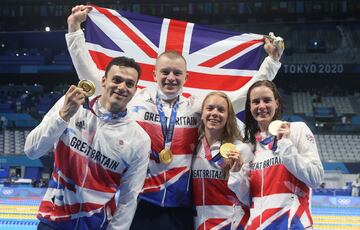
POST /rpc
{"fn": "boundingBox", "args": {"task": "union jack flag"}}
[84,5,266,98]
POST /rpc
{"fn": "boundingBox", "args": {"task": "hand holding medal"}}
[78,80,96,109]
[269,120,290,139]
[78,80,96,97]
[59,83,94,122]
[268,120,283,136]
[219,143,236,159]
[220,143,245,172]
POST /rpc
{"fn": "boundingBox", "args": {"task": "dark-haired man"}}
[25,56,151,230]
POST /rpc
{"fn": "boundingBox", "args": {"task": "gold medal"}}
[219,143,236,158]
[78,80,96,97]
[268,120,284,136]
[159,149,173,165]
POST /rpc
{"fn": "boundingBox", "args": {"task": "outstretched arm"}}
[66,5,103,96]
[227,34,284,113]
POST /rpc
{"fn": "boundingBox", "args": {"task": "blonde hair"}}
[199,91,244,178]
[156,50,187,66]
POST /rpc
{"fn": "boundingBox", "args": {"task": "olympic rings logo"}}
[337,198,351,205]
[1,188,14,195]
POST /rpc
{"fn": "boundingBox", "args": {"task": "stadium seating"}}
[0,130,30,155]
[313,97,355,115]
[316,134,360,162]
[292,91,313,115]
[291,92,356,116]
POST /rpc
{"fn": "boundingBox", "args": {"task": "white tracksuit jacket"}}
[192,139,254,230]
[228,122,324,230]
[24,96,151,230]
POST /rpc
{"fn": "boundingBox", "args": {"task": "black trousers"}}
[130,200,194,230]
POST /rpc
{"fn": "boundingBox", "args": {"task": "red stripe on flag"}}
[94,6,158,59]
[199,39,263,67]
[187,71,251,90]
[89,50,112,72]
[89,50,252,91]
[165,19,187,53]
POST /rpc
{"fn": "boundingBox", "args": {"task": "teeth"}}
[257,111,268,115]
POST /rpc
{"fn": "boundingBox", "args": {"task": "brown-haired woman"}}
[228,80,324,229]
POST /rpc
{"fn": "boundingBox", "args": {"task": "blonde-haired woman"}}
[192,91,253,230]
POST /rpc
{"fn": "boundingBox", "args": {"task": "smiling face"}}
[249,85,279,130]
[100,65,139,113]
[153,53,188,96]
[201,95,229,135]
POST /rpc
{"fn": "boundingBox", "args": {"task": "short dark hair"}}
[104,56,141,82]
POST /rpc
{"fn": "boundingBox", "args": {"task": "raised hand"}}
[67,5,93,32]
[264,32,285,61]
[59,85,87,122]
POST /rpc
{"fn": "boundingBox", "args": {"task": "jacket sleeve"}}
[228,163,251,206]
[227,56,281,113]
[24,97,68,159]
[107,135,151,230]
[277,122,324,188]
[65,29,103,96]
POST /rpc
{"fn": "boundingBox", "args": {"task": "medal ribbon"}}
[201,137,227,169]
[85,96,127,122]
[258,135,278,151]
[202,137,213,161]
[156,94,179,150]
